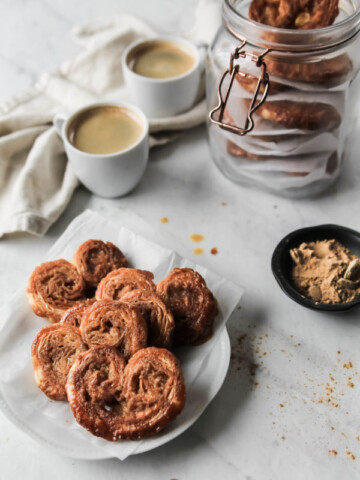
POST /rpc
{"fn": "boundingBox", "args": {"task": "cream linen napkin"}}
[0,0,221,238]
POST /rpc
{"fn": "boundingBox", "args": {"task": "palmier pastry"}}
[31,323,87,401]
[121,290,174,348]
[80,300,147,358]
[245,99,341,131]
[73,239,128,289]
[249,0,339,29]
[66,346,186,440]
[157,268,218,345]
[60,299,95,328]
[27,259,86,323]
[95,268,156,301]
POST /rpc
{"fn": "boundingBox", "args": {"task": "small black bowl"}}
[271,224,360,312]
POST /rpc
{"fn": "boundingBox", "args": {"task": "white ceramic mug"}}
[53,102,149,198]
[122,36,205,118]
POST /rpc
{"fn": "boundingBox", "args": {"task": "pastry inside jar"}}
[227,141,338,176]
[221,108,310,143]
[248,1,351,87]
[235,71,287,95]
[66,346,186,440]
[227,141,263,160]
[156,268,217,346]
[266,54,353,87]
[249,0,340,29]
[249,0,298,28]
[243,99,341,132]
[226,141,312,176]
[31,323,87,401]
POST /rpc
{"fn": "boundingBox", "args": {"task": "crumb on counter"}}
[346,448,355,461]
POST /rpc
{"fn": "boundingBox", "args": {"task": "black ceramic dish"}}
[271,224,360,312]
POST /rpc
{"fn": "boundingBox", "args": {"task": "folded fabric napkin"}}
[0,0,221,238]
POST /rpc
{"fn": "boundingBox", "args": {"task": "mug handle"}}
[53,113,69,138]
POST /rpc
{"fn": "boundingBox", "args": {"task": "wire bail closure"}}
[209,39,271,135]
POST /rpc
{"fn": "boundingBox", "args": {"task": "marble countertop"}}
[2,1,360,479]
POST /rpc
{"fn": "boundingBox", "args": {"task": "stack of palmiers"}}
[27,239,217,441]
[217,0,351,186]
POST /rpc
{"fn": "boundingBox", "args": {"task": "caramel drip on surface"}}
[190,234,204,243]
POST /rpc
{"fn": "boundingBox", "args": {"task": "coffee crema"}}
[127,40,195,79]
[67,106,143,155]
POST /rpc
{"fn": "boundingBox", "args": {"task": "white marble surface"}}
[2,1,360,479]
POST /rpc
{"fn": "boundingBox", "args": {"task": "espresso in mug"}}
[67,106,144,155]
[127,40,195,79]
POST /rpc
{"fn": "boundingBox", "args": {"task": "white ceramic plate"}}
[0,211,241,460]
[0,328,230,459]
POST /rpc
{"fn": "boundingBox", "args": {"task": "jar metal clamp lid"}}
[209,28,271,136]
[209,0,360,137]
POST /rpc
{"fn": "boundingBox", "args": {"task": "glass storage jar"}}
[206,0,360,197]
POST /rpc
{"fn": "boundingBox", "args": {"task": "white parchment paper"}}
[0,210,243,460]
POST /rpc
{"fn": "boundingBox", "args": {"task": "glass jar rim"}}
[223,0,360,52]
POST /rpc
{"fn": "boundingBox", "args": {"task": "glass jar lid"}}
[223,0,360,52]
